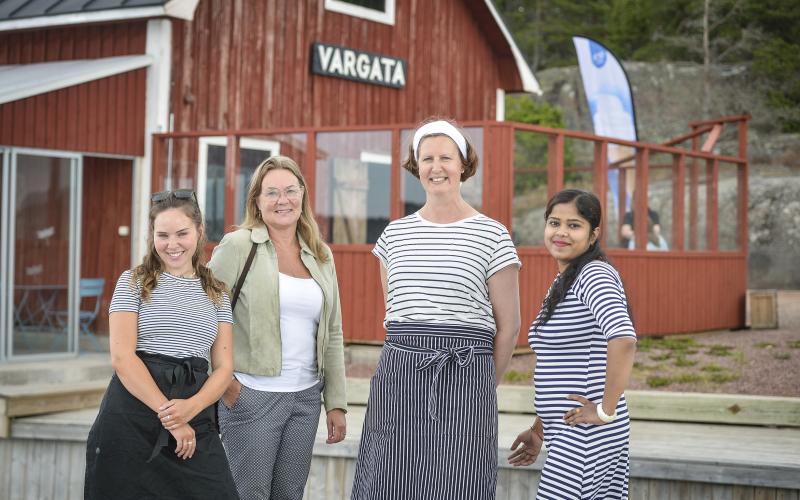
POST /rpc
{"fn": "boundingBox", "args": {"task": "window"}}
[197,137,279,241]
[315,131,392,244]
[324,0,395,25]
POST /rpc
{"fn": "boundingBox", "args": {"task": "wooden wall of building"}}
[170,0,517,132]
[0,22,147,156]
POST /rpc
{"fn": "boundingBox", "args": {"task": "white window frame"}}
[196,137,280,214]
[324,0,395,26]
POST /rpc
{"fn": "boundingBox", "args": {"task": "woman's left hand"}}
[326,409,347,444]
[158,398,201,429]
[563,395,606,426]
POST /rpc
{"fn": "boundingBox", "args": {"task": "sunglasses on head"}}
[151,189,197,205]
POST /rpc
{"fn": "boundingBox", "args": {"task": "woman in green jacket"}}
[208,155,347,500]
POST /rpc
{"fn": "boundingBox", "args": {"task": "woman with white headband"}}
[351,118,521,499]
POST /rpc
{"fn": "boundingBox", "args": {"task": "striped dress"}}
[528,261,636,500]
[351,212,520,500]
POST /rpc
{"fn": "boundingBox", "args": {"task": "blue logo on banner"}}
[590,41,607,68]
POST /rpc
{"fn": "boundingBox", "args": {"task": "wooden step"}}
[0,380,109,438]
[346,378,800,428]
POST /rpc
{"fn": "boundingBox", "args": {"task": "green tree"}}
[505,95,574,194]
[493,0,800,131]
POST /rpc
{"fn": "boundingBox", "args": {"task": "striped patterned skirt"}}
[351,322,498,500]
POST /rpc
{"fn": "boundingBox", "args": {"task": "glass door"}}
[4,149,81,359]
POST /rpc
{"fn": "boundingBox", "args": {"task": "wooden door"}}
[81,156,133,337]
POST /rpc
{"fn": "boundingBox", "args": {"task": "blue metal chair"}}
[51,278,105,351]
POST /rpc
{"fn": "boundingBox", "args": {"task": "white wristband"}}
[596,404,617,423]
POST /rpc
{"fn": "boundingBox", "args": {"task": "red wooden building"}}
[0,0,747,362]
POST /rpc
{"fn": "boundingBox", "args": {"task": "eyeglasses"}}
[151,189,198,205]
[261,185,304,202]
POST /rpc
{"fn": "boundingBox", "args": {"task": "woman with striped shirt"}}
[351,119,522,499]
[84,190,238,499]
[508,189,637,499]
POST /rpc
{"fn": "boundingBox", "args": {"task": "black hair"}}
[533,189,632,331]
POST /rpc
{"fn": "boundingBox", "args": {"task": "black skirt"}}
[84,352,239,500]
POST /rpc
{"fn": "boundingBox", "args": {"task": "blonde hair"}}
[131,195,228,304]
[240,155,330,263]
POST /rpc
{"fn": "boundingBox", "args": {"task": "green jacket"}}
[208,226,347,413]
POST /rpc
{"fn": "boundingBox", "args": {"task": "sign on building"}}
[311,42,407,89]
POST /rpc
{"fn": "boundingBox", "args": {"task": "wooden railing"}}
[150,116,750,338]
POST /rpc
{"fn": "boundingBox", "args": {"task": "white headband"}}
[412,120,468,160]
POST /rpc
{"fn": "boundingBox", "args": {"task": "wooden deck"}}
[1,380,798,500]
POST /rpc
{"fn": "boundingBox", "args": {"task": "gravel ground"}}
[346,328,800,397]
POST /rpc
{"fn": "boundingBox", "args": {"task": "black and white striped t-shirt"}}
[373,212,521,332]
[109,270,233,359]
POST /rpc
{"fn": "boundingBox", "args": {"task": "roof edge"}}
[0,0,199,33]
[0,55,153,105]
[482,0,542,95]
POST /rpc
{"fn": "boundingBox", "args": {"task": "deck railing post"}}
[547,133,564,200]
[151,134,164,193]
[486,123,514,228]
[634,148,649,251]
[673,154,686,251]
[689,135,699,250]
[390,128,402,220]
[707,158,719,250]
[224,135,239,232]
[593,141,609,248]
[737,118,749,255]
[304,130,317,210]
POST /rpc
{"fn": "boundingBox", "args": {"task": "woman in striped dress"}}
[351,119,522,499]
[508,189,637,499]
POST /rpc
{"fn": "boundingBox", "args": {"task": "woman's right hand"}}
[221,378,242,409]
[169,423,196,460]
[508,427,543,467]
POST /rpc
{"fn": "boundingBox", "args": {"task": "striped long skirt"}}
[351,322,498,500]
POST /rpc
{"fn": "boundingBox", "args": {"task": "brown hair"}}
[401,117,479,182]
[131,194,228,305]
[239,155,330,263]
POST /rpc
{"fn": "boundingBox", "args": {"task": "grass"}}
[674,356,698,367]
[707,344,734,356]
[646,375,672,388]
[788,340,800,349]
[649,353,672,361]
[773,352,791,361]
[755,341,776,349]
[708,371,739,383]
[701,363,725,372]
[674,373,703,384]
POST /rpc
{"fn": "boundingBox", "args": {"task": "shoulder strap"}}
[231,242,258,311]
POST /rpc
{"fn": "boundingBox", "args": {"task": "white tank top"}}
[235,273,323,392]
